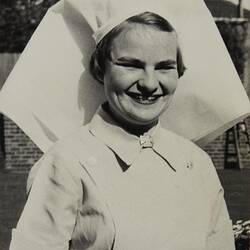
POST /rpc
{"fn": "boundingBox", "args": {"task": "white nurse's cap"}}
[0,0,250,152]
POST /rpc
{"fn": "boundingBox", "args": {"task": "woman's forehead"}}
[111,24,178,60]
[115,23,176,42]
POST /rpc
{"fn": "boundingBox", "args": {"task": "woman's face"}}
[103,24,178,128]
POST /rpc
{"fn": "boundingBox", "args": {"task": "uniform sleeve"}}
[199,152,235,250]
[9,150,82,250]
[205,188,235,250]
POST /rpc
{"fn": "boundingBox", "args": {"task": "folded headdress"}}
[0,0,250,152]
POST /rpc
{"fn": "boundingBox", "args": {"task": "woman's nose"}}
[137,70,158,94]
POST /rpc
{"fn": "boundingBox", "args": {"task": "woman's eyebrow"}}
[112,57,177,68]
[155,60,177,68]
[114,57,145,67]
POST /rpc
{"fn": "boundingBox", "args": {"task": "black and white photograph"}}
[1,0,250,249]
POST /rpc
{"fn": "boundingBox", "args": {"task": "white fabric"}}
[0,0,250,152]
[10,107,235,250]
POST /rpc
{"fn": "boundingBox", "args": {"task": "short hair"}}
[89,12,186,84]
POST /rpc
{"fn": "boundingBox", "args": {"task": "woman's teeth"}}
[127,92,161,103]
[134,95,157,101]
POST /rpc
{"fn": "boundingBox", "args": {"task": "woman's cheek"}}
[158,72,178,93]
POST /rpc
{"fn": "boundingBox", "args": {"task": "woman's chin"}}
[122,112,160,129]
[121,98,169,124]
[123,107,163,125]
[107,102,162,132]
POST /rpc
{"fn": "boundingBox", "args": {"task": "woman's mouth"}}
[126,92,162,104]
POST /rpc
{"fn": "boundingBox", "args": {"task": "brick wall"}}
[3,117,42,172]
[203,18,250,169]
[0,0,57,170]
[1,2,250,250]
[1,0,250,171]
[204,118,250,169]
[0,53,42,171]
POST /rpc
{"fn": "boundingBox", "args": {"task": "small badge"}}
[187,161,194,169]
[140,133,154,148]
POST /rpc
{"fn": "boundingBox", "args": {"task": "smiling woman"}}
[104,24,178,132]
[90,12,183,134]
[1,0,250,250]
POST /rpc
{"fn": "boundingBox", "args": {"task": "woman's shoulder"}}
[27,125,96,192]
[49,125,91,153]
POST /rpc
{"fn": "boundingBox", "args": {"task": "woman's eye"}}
[116,63,142,69]
[155,65,176,71]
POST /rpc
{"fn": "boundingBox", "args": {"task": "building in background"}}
[0,0,58,171]
[204,0,250,169]
[1,1,250,250]
[0,0,250,171]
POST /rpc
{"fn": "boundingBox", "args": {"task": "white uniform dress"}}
[9,106,235,250]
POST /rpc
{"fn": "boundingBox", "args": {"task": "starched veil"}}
[0,0,249,151]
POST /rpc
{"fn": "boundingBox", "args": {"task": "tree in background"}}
[0,0,59,52]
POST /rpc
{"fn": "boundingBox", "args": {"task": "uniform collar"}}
[88,104,177,171]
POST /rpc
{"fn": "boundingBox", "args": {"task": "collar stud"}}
[140,133,154,148]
